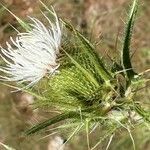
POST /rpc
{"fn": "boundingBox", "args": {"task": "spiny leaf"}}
[25,112,81,135]
[121,0,138,80]
[25,105,107,135]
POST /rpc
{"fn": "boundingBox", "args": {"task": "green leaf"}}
[25,112,80,135]
[121,0,138,80]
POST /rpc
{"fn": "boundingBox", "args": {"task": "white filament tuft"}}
[0,10,62,88]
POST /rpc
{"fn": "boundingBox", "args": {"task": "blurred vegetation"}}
[0,0,149,150]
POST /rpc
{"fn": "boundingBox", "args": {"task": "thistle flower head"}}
[0,11,62,88]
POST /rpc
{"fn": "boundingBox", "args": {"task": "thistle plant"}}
[0,0,149,149]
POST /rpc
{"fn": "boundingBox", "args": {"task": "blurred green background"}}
[0,0,149,149]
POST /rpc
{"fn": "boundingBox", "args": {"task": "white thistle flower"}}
[0,11,62,88]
